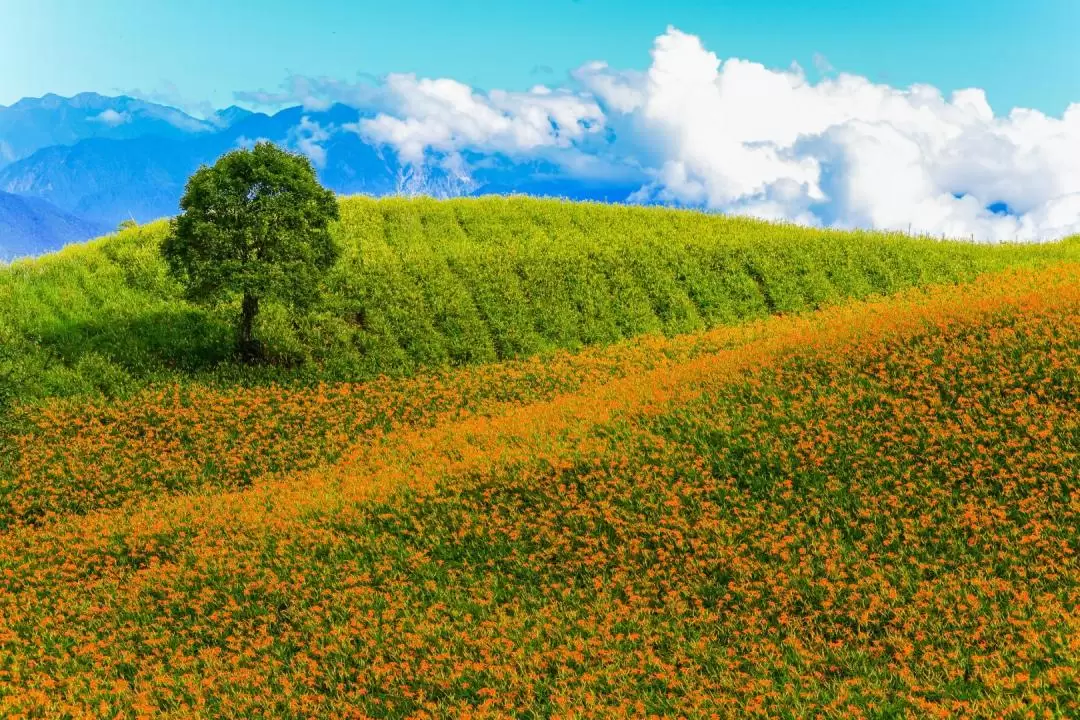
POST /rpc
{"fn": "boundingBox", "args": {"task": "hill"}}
[2,195,1079,407]
[0,190,107,261]
[1,262,1076,716]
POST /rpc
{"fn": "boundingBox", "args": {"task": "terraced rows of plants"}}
[3,195,1078,403]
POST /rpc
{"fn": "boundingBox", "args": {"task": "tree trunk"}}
[238,292,261,362]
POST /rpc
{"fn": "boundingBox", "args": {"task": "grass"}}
[1,196,1078,716]
[2,194,1079,406]
[0,263,1076,717]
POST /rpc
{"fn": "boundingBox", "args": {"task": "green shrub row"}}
[2,194,1078,404]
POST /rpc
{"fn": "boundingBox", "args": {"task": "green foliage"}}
[162,141,340,358]
[1,194,1078,407]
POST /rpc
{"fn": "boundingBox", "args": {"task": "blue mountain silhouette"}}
[0,94,645,255]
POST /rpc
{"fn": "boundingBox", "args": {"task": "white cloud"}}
[288,116,331,168]
[573,62,646,114]
[91,109,130,127]
[345,73,606,164]
[234,135,271,149]
[253,26,1080,242]
[579,26,1080,241]
[236,126,330,169]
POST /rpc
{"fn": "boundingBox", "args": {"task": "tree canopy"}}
[162,141,340,360]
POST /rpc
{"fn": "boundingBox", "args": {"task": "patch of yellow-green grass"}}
[1,195,1077,405]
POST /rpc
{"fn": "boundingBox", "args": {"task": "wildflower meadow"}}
[0,258,1076,718]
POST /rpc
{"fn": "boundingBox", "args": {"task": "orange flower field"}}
[0,263,1078,718]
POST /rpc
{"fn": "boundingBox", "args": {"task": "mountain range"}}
[0,93,641,260]
[0,190,109,261]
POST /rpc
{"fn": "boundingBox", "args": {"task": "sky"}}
[1,0,1079,116]
[2,0,1080,242]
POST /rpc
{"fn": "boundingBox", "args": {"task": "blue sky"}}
[1,0,1078,115]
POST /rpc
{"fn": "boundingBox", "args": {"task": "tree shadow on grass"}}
[35,306,235,377]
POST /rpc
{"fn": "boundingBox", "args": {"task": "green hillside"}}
[2,194,1078,404]
[1,192,1079,716]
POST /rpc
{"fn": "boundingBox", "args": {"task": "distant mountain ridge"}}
[0,104,405,226]
[0,190,109,261]
[0,92,232,169]
[0,93,644,256]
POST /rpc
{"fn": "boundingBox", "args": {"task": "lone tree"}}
[163,141,340,361]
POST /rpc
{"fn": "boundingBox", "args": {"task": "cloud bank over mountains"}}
[2,25,1078,255]
[243,27,1080,242]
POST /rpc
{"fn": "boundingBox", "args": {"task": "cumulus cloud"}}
[578,27,1080,241]
[343,73,606,165]
[238,27,1080,241]
[91,109,130,127]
